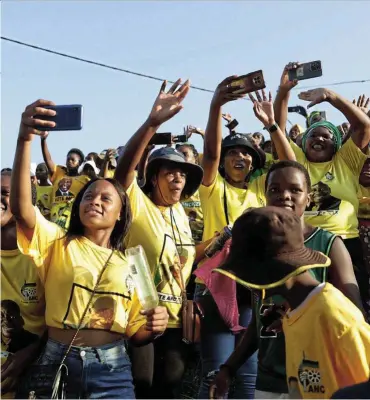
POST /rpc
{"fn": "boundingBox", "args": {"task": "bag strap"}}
[58,249,115,365]
[223,180,230,226]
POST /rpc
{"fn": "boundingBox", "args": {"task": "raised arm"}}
[115,79,190,190]
[273,62,299,134]
[40,137,56,176]
[249,90,296,161]
[137,144,154,187]
[299,89,370,150]
[11,100,56,239]
[202,76,246,186]
[99,149,116,178]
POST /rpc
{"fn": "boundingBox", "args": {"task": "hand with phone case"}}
[279,62,300,93]
[18,99,57,141]
[211,75,248,108]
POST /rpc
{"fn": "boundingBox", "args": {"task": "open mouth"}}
[233,162,246,170]
[312,143,325,151]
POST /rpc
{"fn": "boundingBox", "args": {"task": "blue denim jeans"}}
[194,284,257,399]
[18,338,135,399]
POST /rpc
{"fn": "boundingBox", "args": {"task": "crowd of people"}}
[1,62,370,399]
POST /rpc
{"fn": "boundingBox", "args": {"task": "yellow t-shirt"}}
[124,180,196,328]
[358,185,370,220]
[291,138,367,238]
[17,207,145,337]
[36,185,53,219]
[50,165,90,228]
[105,169,115,179]
[1,248,46,337]
[283,283,370,399]
[181,190,204,244]
[199,172,266,241]
[1,248,46,398]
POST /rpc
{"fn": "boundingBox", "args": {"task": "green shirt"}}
[254,227,336,393]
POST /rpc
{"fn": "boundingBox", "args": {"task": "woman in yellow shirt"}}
[1,170,46,397]
[274,62,370,315]
[115,79,205,399]
[10,99,169,399]
[196,78,296,399]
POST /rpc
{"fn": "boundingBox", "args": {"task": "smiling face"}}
[151,163,187,206]
[266,167,310,217]
[223,146,253,183]
[59,177,72,193]
[79,180,122,231]
[304,127,335,162]
[289,126,301,142]
[1,174,14,228]
[1,300,24,338]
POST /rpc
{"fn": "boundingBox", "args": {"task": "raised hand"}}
[211,75,247,108]
[249,89,274,127]
[222,113,233,123]
[19,99,56,141]
[279,62,300,92]
[353,94,370,115]
[148,79,190,127]
[298,88,332,108]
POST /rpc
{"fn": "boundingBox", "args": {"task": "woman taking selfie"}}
[274,62,370,314]
[210,160,364,399]
[11,99,169,399]
[115,80,206,399]
[195,77,296,399]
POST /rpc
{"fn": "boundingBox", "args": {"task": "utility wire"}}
[2,36,369,94]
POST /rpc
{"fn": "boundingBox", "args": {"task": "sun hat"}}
[302,120,342,154]
[78,160,100,175]
[220,133,264,169]
[214,206,330,290]
[142,147,203,200]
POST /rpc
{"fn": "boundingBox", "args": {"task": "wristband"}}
[267,123,279,133]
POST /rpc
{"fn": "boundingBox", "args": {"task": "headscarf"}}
[306,111,324,127]
[302,121,342,154]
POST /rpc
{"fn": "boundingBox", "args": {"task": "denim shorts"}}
[17,338,135,399]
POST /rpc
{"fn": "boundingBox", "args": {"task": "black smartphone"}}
[172,134,188,143]
[260,304,284,327]
[229,70,266,94]
[149,132,172,145]
[288,105,308,118]
[34,105,83,131]
[288,61,322,81]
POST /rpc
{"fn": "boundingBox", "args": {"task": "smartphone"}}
[149,132,172,145]
[34,105,83,131]
[226,119,239,131]
[288,105,308,118]
[172,134,188,143]
[230,70,266,94]
[288,61,322,81]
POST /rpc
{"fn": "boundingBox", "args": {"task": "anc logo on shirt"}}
[20,281,38,303]
[289,355,325,395]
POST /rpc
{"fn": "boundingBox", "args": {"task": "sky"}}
[2,1,370,168]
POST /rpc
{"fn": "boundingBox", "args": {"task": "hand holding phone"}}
[34,105,83,131]
[229,70,266,95]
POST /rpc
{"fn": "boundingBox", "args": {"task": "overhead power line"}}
[1,36,369,93]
